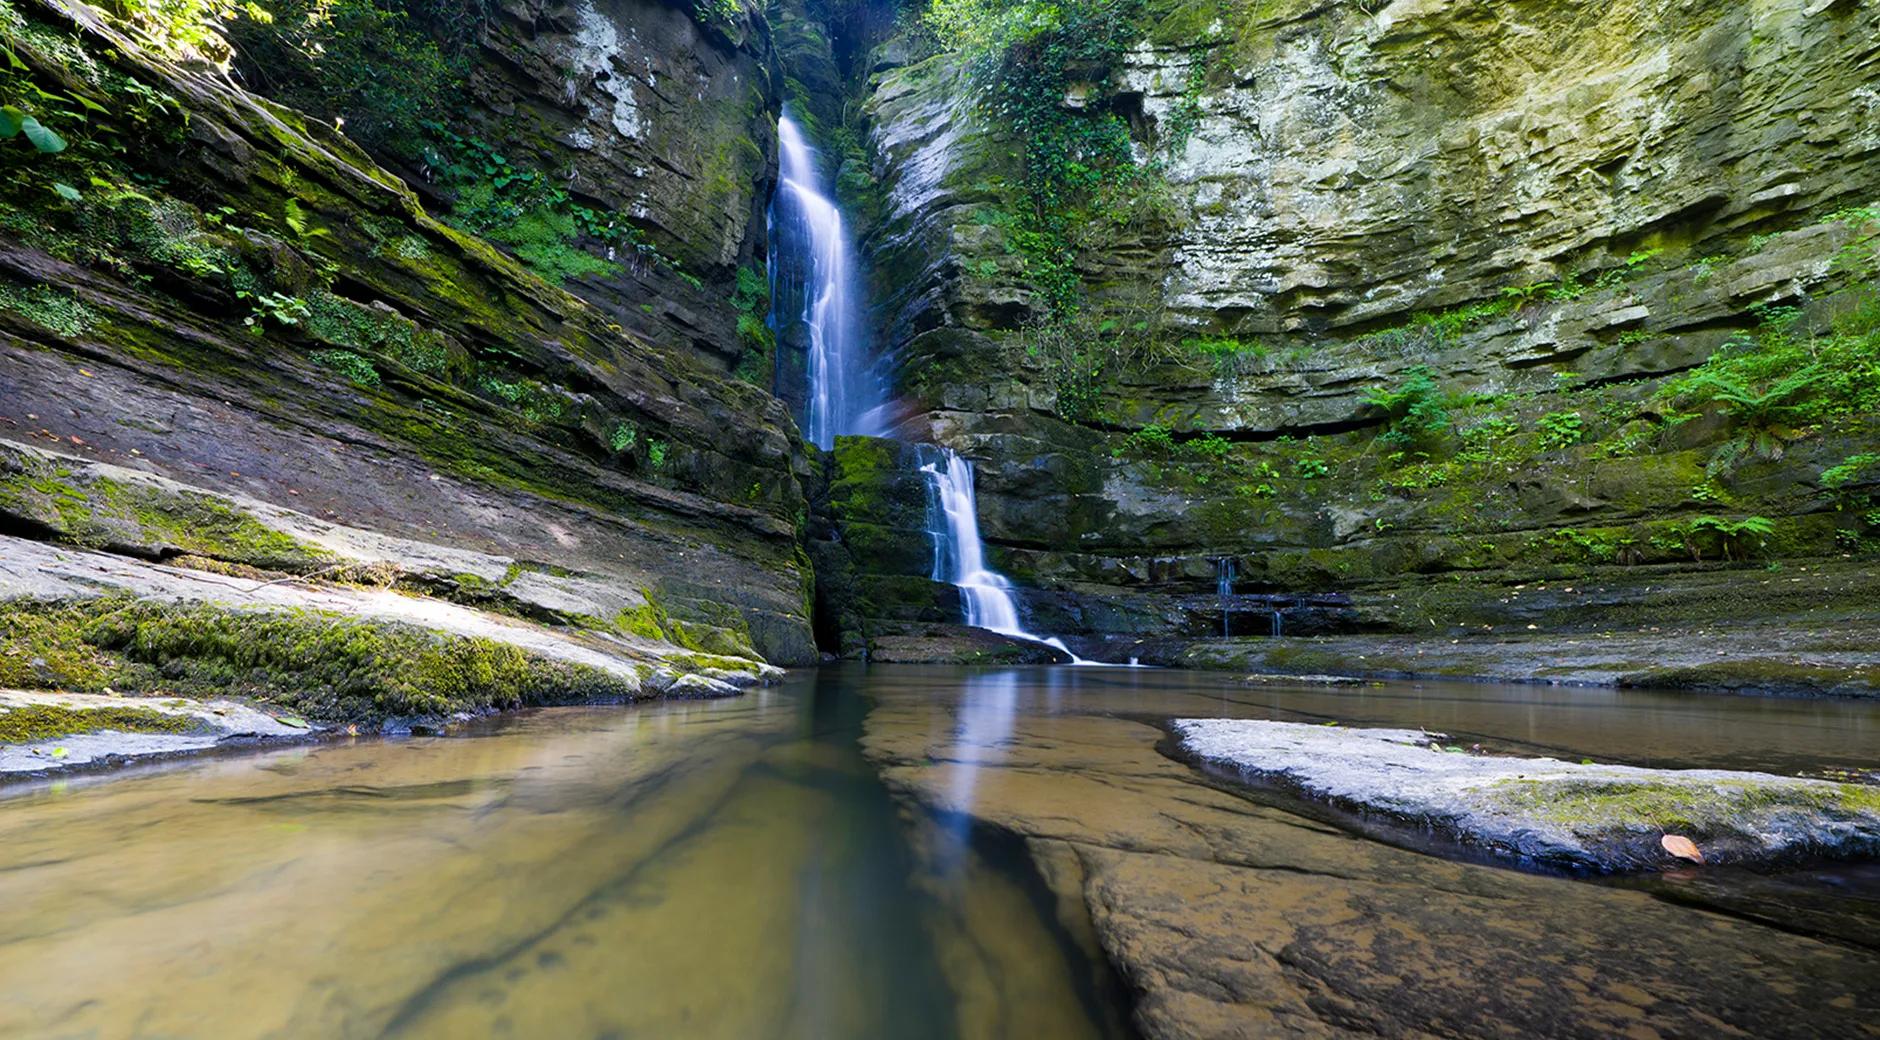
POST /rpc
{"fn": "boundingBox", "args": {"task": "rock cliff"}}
[0,0,814,729]
[817,0,1880,654]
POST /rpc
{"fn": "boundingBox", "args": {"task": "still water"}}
[1,667,1875,1038]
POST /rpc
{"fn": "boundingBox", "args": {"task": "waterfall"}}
[770,110,884,449]
[1215,557,1236,638]
[919,447,1087,662]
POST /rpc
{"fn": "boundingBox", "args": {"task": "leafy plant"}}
[1682,515,1775,562]
[1537,410,1585,449]
[1295,458,1329,480]
[242,291,312,330]
[1363,365,1450,455]
[0,104,65,154]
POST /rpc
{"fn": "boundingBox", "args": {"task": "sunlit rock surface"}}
[1177,718,1880,870]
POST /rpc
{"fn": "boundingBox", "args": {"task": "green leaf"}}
[70,94,109,115]
[51,747,68,760]
[52,182,80,201]
[21,116,66,154]
[0,106,23,138]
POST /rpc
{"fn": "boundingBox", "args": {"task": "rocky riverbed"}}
[859,668,1880,1039]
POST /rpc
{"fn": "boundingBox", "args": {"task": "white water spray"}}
[772,111,884,449]
[920,447,1092,663]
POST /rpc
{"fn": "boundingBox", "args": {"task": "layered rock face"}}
[458,0,776,365]
[825,0,1880,649]
[0,0,816,720]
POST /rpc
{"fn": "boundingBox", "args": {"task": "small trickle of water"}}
[1215,557,1237,638]
[771,110,886,449]
[919,446,1088,662]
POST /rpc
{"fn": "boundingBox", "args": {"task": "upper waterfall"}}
[769,110,885,449]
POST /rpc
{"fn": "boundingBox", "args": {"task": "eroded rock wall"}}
[0,0,817,681]
[830,0,1880,647]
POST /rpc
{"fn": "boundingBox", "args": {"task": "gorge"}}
[2,0,1878,1035]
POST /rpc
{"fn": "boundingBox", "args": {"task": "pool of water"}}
[1,666,1874,1038]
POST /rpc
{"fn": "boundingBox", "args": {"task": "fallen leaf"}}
[51,747,68,760]
[1661,834,1704,864]
[77,368,93,377]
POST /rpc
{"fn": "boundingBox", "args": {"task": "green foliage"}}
[1659,294,1880,447]
[420,124,684,286]
[608,421,638,455]
[475,372,567,425]
[0,282,97,336]
[1537,410,1585,449]
[1682,515,1776,562]
[115,0,271,54]
[1184,335,1269,376]
[1823,453,1880,489]
[731,263,773,385]
[228,0,475,160]
[242,291,312,330]
[304,290,451,376]
[0,103,65,153]
[1363,365,1451,454]
[309,348,381,387]
[1295,457,1329,480]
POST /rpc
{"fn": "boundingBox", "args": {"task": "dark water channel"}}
[1,666,1875,1038]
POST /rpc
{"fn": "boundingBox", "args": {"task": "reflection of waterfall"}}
[919,446,1086,662]
[943,669,1018,821]
[1215,557,1236,638]
[770,109,884,449]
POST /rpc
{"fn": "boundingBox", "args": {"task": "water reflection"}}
[940,670,1021,861]
[0,682,1108,1040]
[1,666,1873,1040]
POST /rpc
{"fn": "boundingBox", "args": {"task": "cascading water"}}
[771,112,1100,663]
[1216,557,1237,638]
[770,110,884,449]
[919,446,1089,662]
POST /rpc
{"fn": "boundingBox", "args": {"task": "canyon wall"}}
[0,0,816,717]
[821,0,1880,651]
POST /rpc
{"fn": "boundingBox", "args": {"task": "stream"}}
[1,667,1876,1038]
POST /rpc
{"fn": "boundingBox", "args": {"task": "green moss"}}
[0,282,98,337]
[0,604,115,691]
[304,290,452,377]
[1487,777,1880,832]
[607,591,759,662]
[0,448,333,570]
[0,703,203,744]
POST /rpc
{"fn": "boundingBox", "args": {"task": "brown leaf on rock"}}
[1661,834,1704,863]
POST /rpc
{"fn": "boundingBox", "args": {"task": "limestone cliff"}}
[0,0,815,728]
[819,0,1880,650]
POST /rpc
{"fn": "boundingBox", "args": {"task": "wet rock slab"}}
[0,689,310,777]
[1177,719,1880,871]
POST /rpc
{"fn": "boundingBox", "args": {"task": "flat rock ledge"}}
[0,689,311,777]
[1175,719,1880,872]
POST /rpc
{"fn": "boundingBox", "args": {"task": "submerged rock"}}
[1175,719,1880,872]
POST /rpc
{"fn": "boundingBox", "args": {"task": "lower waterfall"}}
[918,446,1090,663]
